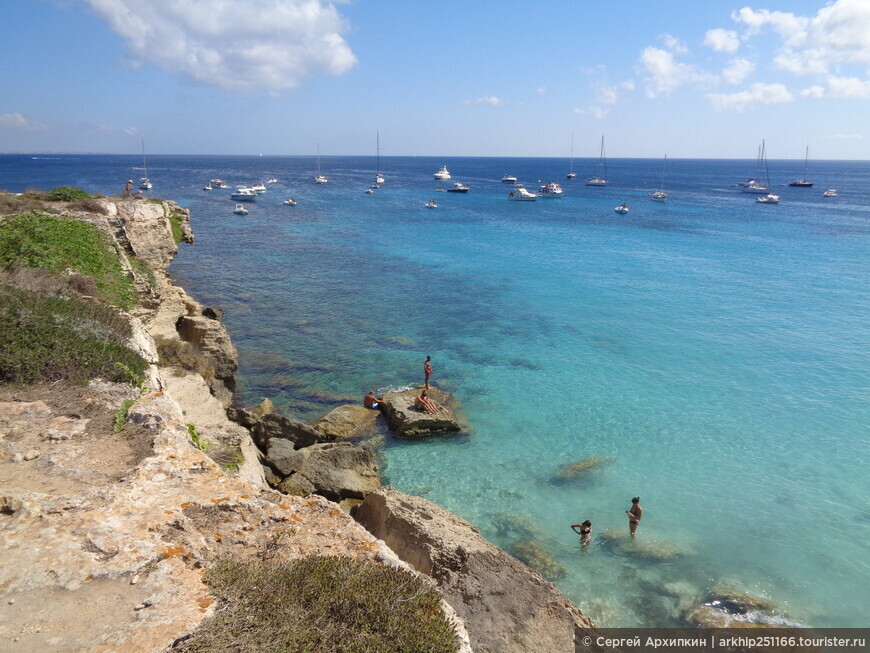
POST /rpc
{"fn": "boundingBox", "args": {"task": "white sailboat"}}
[138,136,152,190]
[650,154,667,201]
[788,146,813,187]
[314,145,328,184]
[586,135,608,186]
[374,132,385,185]
[741,141,770,194]
[566,132,576,180]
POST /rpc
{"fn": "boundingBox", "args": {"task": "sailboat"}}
[788,147,813,187]
[566,132,576,180]
[650,154,667,201]
[742,141,770,194]
[754,140,779,203]
[374,132,385,185]
[585,135,608,186]
[138,137,152,190]
[314,145,328,184]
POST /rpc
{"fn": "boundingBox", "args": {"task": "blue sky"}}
[2,0,869,158]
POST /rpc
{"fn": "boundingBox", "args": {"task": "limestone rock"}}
[114,200,183,271]
[267,438,307,477]
[311,404,379,440]
[355,488,598,653]
[508,540,566,581]
[276,442,380,502]
[552,456,615,481]
[381,387,461,437]
[252,413,320,451]
[175,314,238,402]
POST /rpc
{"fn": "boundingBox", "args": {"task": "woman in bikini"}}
[570,520,592,546]
[627,497,642,535]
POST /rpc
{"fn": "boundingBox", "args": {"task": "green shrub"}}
[155,336,214,379]
[114,399,135,432]
[45,186,90,201]
[0,211,136,308]
[0,285,147,385]
[187,423,211,451]
[176,557,459,653]
[167,211,185,244]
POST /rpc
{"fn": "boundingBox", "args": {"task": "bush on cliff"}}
[45,185,91,201]
[175,556,459,653]
[0,211,136,308]
[0,285,147,385]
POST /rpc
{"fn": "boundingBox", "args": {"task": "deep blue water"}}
[2,153,868,628]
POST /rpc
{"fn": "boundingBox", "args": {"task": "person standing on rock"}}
[123,179,133,197]
[424,356,432,389]
[626,497,642,535]
[571,520,592,546]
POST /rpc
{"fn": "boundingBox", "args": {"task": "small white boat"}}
[823,189,838,197]
[567,133,576,180]
[426,199,438,208]
[538,182,563,198]
[202,183,212,191]
[649,191,667,202]
[211,179,228,188]
[507,185,537,201]
[315,175,328,184]
[434,165,451,180]
[447,182,470,193]
[501,174,518,183]
[365,188,374,194]
[233,203,249,215]
[756,193,780,204]
[370,183,380,189]
[251,183,267,194]
[266,178,278,184]
[614,203,629,214]
[230,188,257,201]
[283,198,297,206]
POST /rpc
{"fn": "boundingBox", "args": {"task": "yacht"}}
[566,133,576,179]
[507,185,537,201]
[741,141,771,194]
[501,174,518,183]
[251,183,267,194]
[138,136,152,190]
[650,154,667,202]
[447,182,470,193]
[230,188,257,201]
[210,179,228,188]
[434,166,451,180]
[538,182,564,198]
[788,147,813,187]
[823,189,838,197]
[315,145,328,184]
[586,135,608,186]
[756,193,780,204]
[233,204,249,215]
[614,203,629,214]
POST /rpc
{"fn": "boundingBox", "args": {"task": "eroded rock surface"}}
[381,387,462,437]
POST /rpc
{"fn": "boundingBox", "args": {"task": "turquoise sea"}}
[2,154,868,628]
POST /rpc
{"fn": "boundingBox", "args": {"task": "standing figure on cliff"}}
[123,179,133,197]
[570,520,592,546]
[626,497,642,535]
[424,355,432,389]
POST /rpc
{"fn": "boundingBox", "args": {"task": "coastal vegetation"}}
[44,185,91,202]
[176,556,459,653]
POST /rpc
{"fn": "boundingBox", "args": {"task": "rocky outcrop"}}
[112,199,192,270]
[355,487,599,653]
[381,387,462,437]
[311,404,380,440]
[270,441,381,502]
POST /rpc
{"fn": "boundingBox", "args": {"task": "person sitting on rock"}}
[364,391,385,411]
[414,391,439,414]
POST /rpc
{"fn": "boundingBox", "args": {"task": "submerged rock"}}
[552,456,615,482]
[598,530,694,561]
[508,540,566,581]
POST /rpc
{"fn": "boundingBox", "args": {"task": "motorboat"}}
[614,203,629,214]
[447,182,470,193]
[233,203,249,215]
[434,165,451,180]
[251,183,267,194]
[426,199,438,208]
[202,183,212,191]
[370,183,380,189]
[788,147,813,187]
[266,178,277,183]
[211,179,228,188]
[501,174,518,183]
[507,185,537,201]
[756,193,780,203]
[538,182,563,198]
[586,135,608,186]
[823,189,838,197]
[365,188,374,194]
[230,188,257,201]
[283,198,297,205]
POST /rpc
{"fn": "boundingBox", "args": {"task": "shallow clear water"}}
[3,154,868,627]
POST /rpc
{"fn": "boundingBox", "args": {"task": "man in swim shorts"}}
[364,391,385,412]
[424,356,432,389]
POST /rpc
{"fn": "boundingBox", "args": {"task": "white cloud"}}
[123,126,138,136]
[84,0,356,92]
[574,81,634,120]
[0,113,48,131]
[465,96,504,106]
[706,82,794,111]
[825,75,870,98]
[800,85,825,98]
[704,28,740,54]
[573,106,609,120]
[722,58,754,85]
[827,132,863,140]
[638,46,715,98]
[537,87,547,94]
[661,34,688,54]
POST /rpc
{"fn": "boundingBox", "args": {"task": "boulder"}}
[253,413,321,451]
[273,442,380,502]
[508,540,566,581]
[311,404,379,441]
[381,387,461,437]
[175,314,238,404]
[266,438,308,477]
[355,488,598,653]
[552,456,615,481]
